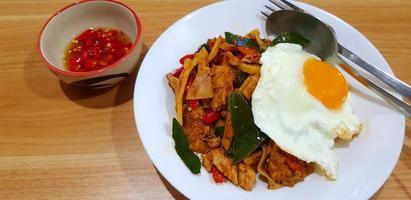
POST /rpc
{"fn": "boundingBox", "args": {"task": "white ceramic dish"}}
[38,0,143,89]
[133,0,405,199]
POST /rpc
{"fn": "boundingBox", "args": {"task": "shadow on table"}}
[157,168,189,200]
[23,44,148,108]
[107,44,188,198]
[105,43,186,199]
[23,50,64,99]
[369,185,383,200]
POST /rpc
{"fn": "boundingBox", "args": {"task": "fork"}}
[263,0,411,101]
[262,0,411,118]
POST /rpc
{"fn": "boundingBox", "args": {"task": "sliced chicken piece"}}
[211,148,238,185]
[189,140,209,154]
[183,107,210,143]
[222,114,234,151]
[258,142,315,188]
[202,151,213,172]
[243,150,263,170]
[266,144,294,185]
[211,65,234,111]
[207,136,221,149]
[257,143,282,190]
[238,163,257,191]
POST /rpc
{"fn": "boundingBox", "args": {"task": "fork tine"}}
[261,11,269,17]
[268,0,287,10]
[277,0,305,12]
[264,5,275,12]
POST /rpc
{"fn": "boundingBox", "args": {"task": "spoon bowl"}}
[266,10,337,62]
[265,9,411,118]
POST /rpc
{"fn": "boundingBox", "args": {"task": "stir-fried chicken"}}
[167,30,315,191]
[222,114,234,151]
[211,65,235,111]
[211,148,238,185]
[238,163,257,191]
[183,107,210,145]
[258,142,314,188]
[243,150,263,170]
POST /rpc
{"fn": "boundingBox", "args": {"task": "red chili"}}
[179,53,196,64]
[208,40,216,49]
[172,66,184,77]
[188,100,200,109]
[64,28,132,72]
[203,110,220,124]
[211,166,225,184]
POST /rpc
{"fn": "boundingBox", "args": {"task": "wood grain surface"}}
[0,0,409,199]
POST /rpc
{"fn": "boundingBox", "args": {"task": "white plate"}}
[133,0,405,199]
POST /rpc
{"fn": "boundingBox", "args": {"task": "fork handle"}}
[337,58,411,119]
[338,44,411,101]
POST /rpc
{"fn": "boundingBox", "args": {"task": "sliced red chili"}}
[188,100,200,109]
[211,166,225,183]
[64,28,132,72]
[203,110,220,124]
[208,39,216,49]
[172,67,184,77]
[179,53,196,64]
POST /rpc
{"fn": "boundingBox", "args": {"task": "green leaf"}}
[236,38,259,49]
[234,71,248,88]
[229,92,267,163]
[214,126,225,138]
[196,41,210,53]
[225,32,238,44]
[270,32,310,47]
[172,118,201,174]
[224,32,259,49]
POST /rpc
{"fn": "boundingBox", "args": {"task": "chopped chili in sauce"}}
[64,28,132,72]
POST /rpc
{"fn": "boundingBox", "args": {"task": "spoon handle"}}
[338,44,411,101]
[337,59,411,119]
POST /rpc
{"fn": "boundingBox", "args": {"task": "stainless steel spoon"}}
[266,10,411,118]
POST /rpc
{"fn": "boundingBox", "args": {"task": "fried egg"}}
[251,43,361,179]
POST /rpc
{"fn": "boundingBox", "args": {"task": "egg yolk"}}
[303,58,348,109]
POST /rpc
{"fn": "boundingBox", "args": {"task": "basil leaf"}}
[229,92,267,164]
[225,32,239,44]
[236,38,259,49]
[196,41,210,53]
[172,118,201,174]
[214,126,225,138]
[225,32,259,49]
[234,71,248,88]
[270,32,310,47]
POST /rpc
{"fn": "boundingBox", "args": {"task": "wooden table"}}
[0,0,410,199]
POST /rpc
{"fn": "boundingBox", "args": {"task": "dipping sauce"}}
[64,28,132,72]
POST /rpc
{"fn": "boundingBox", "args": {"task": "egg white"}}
[251,43,361,179]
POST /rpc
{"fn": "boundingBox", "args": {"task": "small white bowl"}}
[38,0,143,89]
